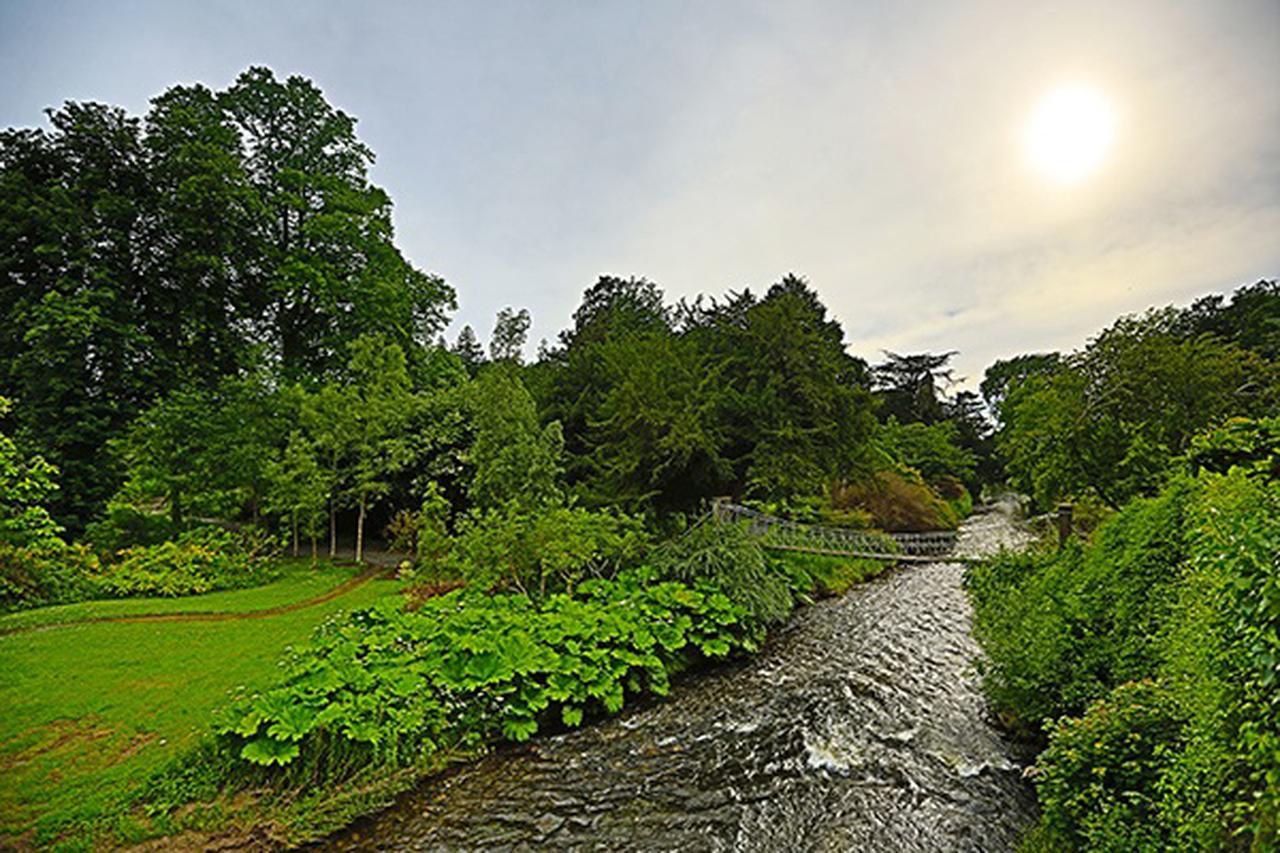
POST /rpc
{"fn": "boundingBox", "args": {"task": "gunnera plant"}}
[651,518,792,632]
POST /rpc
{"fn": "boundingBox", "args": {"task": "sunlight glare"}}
[1023,84,1117,185]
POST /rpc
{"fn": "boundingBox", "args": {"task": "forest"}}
[1,67,1277,851]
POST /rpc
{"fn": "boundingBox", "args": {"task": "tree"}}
[686,275,877,500]
[585,332,728,514]
[1175,279,1279,361]
[342,335,418,563]
[299,382,353,558]
[0,68,457,529]
[0,397,64,546]
[264,431,328,558]
[467,364,563,510]
[980,353,1062,426]
[451,325,485,374]
[489,307,530,363]
[878,418,977,486]
[997,309,1278,508]
[872,351,958,425]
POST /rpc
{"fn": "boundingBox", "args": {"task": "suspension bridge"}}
[712,502,969,563]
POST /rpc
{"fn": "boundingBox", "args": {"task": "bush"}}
[1035,680,1184,851]
[83,504,176,554]
[967,478,1194,728]
[99,528,276,598]
[968,464,1280,849]
[768,551,886,597]
[0,542,102,612]
[443,503,647,601]
[745,495,875,530]
[651,517,793,633]
[832,469,960,532]
[211,570,752,784]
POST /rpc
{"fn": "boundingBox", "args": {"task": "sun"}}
[1023,83,1117,185]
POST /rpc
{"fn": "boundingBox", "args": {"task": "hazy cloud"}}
[2,0,1276,383]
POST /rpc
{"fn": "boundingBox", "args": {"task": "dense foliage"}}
[0,527,274,612]
[0,397,64,546]
[0,69,455,530]
[97,528,276,598]
[967,423,1280,849]
[214,570,753,776]
[988,289,1279,510]
[651,518,794,632]
[0,542,100,613]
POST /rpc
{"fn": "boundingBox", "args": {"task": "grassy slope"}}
[0,560,359,632]
[0,564,400,846]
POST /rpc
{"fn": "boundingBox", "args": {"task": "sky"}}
[2,0,1277,385]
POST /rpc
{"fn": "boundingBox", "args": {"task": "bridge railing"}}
[713,502,957,558]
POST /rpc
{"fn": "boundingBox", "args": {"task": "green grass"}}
[0,559,361,632]
[0,564,401,847]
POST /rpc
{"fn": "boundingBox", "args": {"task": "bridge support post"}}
[1056,503,1074,548]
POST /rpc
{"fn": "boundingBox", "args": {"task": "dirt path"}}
[0,565,389,637]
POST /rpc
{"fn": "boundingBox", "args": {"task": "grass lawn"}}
[0,563,402,847]
[0,559,362,632]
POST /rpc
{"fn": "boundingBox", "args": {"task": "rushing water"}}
[327,503,1037,852]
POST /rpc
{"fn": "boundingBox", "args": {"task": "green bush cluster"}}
[0,542,102,612]
[214,570,753,782]
[745,495,875,530]
[832,469,963,532]
[99,528,276,598]
[966,463,1280,849]
[441,503,648,601]
[651,518,794,632]
[0,527,276,612]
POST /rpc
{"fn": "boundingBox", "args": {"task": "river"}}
[326,502,1037,851]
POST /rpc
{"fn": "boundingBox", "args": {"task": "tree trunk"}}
[292,512,299,557]
[329,500,337,558]
[311,530,318,561]
[356,494,366,564]
[170,489,182,531]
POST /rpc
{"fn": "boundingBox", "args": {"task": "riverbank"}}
[324,505,1036,851]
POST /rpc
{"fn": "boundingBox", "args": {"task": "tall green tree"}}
[264,431,328,558]
[584,332,727,513]
[683,275,876,500]
[872,351,958,426]
[467,364,563,511]
[0,397,64,546]
[0,68,457,529]
[489,307,531,363]
[342,335,418,562]
[998,309,1278,508]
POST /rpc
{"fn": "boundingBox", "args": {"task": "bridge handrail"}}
[713,502,957,557]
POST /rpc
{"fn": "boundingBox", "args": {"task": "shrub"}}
[1035,680,1184,851]
[967,478,1194,728]
[0,542,102,612]
[651,517,793,633]
[444,503,647,601]
[211,570,752,784]
[83,504,176,554]
[99,528,276,598]
[969,464,1280,849]
[768,551,886,597]
[832,469,959,532]
[745,495,875,530]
